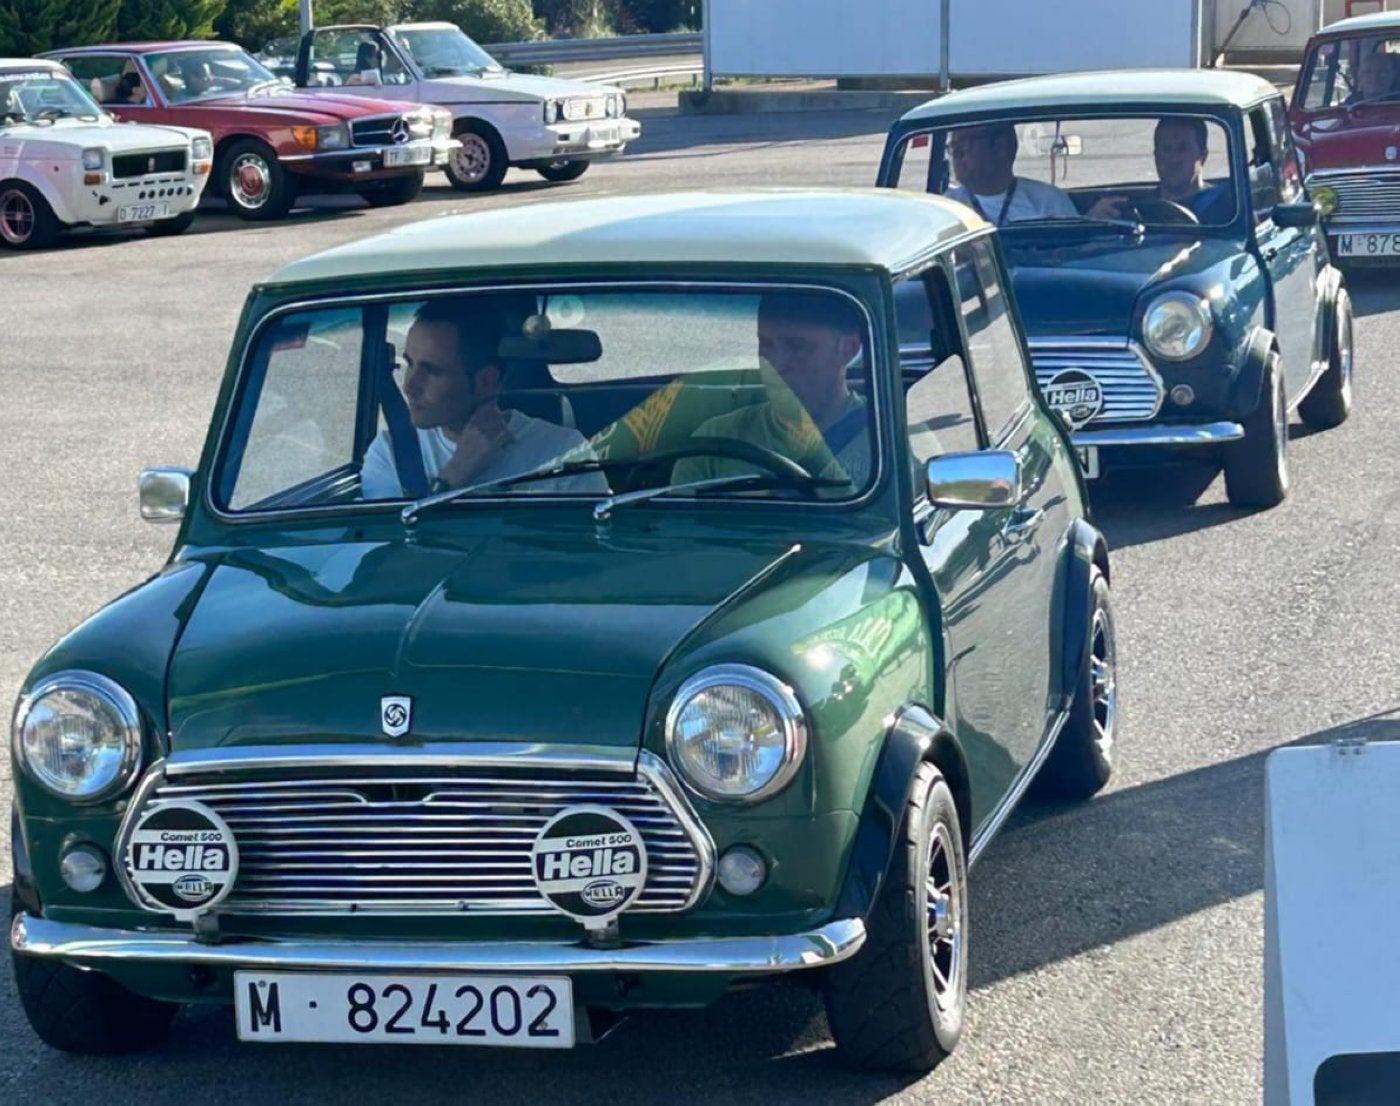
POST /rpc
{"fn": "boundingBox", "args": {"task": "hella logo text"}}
[134,843,229,872]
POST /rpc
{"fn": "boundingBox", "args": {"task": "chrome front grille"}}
[128,750,711,917]
[1309,171,1400,221]
[349,113,427,147]
[1030,340,1163,423]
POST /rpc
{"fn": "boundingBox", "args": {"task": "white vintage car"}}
[0,57,212,249]
[285,23,641,191]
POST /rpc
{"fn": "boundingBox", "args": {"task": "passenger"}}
[946,123,1079,225]
[177,59,216,99]
[671,292,871,488]
[359,297,607,499]
[345,42,383,86]
[115,71,147,104]
[1092,118,1233,224]
[1348,45,1397,104]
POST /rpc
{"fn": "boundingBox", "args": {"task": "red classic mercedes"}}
[45,41,457,220]
[1291,11,1400,265]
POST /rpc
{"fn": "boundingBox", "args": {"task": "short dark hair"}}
[758,291,861,335]
[411,294,536,372]
[1156,116,1208,154]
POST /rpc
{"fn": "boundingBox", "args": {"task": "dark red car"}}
[46,41,457,220]
[1291,12,1400,265]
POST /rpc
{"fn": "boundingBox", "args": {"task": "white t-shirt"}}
[360,409,608,499]
[947,177,1079,225]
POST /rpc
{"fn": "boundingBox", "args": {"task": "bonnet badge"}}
[381,695,412,738]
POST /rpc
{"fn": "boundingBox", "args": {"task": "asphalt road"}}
[3,92,1399,1104]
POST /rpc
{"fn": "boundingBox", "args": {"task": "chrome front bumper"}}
[11,913,865,974]
[1073,421,1245,448]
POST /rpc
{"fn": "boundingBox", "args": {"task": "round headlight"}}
[665,665,807,802]
[14,672,143,802]
[1142,292,1213,362]
[1311,184,1338,217]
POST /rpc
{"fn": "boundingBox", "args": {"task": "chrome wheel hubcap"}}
[452,135,490,183]
[925,821,962,1012]
[1090,605,1116,758]
[230,154,271,208]
[0,189,35,244]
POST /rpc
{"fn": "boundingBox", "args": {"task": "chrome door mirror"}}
[926,451,1020,509]
[138,466,192,522]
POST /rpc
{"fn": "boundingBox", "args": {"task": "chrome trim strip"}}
[1326,220,1400,232]
[969,709,1067,867]
[162,743,636,776]
[1071,421,1244,447]
[11,913,865,974]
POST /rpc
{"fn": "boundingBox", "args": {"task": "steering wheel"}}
[1128,198,1200,226]
[629,436,830,495]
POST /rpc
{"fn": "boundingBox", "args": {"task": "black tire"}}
[444,122,508,192]
[12,952,178,1054]
[1224,350,1289,509]
[0,181,60,249]
[358,170,424,208]
[220,137,296,221]
[1032,566,1116,801]
[1298,288,1353,431]
[537,160,589,183]
[144,211,195,237]
[825,762,967,1073]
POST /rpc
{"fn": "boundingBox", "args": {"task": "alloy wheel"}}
[1090,604,1117,758]
[925,820,963,1014]
[451,134,491,184]
[0,188,35,245]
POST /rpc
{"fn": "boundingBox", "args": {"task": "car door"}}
[1246,102,1320,398]
[899,240,1062,822]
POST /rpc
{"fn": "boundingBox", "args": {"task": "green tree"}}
[410,0,541,43]
[627,0,699,32]
[213,0,299,50]
[115,0,226,41]
[0,0,120,55]
[533,0,631,37]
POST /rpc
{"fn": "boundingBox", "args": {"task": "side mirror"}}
[926,450,1020,509]
[139,466,192,522]
[1272,200,1320,229]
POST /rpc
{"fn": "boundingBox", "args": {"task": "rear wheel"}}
[358,171,423,208]
[825,762,967,1073]
[144,211,195,237]
[0,182,59,249]
[1298,289,1353,431]
[221,138,296,221]
[444,122,508,192]
[537,160,589,183]
[1224,350,1289,509]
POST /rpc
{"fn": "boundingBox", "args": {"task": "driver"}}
[671,292,871,489]
[1092,118,1233,224]
[359,297,606,499]
[1348,45,1397,104]
[946,123,1079,225]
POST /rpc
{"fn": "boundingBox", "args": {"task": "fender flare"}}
[1313,264,1344,374]
[1228,326,1279,421]
[834,705,972,920]
[1053,518,1110,713]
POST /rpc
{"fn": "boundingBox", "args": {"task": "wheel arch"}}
[1229,325,1281,420]
[0,174,73,228]
[1050,518,1110,712]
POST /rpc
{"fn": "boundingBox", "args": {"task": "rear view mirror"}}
[498,326,602,364]
[1272,200,1320,229]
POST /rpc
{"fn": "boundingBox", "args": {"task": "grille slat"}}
[146,762,706,916]
[348,113,430,148]
[1030,342,1163,423]
[1310,172,1400,220]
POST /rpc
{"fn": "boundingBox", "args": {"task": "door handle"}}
[999,505,1043,545]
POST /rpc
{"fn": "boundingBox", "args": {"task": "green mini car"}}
[9,189,1116,1073]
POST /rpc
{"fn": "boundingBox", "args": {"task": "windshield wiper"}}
[593,471,847,521]
[400,459,607,524]
[34,107,74,122]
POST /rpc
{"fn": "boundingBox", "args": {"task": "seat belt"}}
[823,403,868,457]
[376,340,429,498]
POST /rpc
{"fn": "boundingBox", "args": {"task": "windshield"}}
[0,69,103,124]
[144,48,278,104]
[218,287,879,513]
[892,115,1239,229]
[391,25,502,76]
[1299,33,1400,111]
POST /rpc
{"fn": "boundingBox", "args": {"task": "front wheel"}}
[825,761,967,1073]
[358,170,423,208]
[1224,350,1289,509]
[221,138,296,221]
[12,952,178,1054]
[537,160,589,183]
[444,123,508,192]
[0,182,60,249]
[144,211,195,237]
[1298,289,1353,430]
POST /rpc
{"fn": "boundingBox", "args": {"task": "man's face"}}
[402,318,482,432]
[758,315,860,420]
[949,127,1016,195]
[1154,122,1206,195]
[1357,50,1395,99]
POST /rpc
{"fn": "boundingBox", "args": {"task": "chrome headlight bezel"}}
[1142,291,1213,362]
[13,671,144,804]
[664,664,808,804]
[81,147,104,171]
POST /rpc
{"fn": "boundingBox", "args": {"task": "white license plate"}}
[117,202,169,223]
[588,124,621,147]
[234,971,574,1047]
[384,146,431,168]
[1336,232,1400,257]
[1076,446,1100,480]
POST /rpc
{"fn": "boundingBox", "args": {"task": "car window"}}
[144,47,277,104]
[891,132,940,194]
[0,67,104,122]
[1301,34,1400,111]
[897,270,981,495]
[57,55,142,106]
[219,286,880,512]
[1245,107,1279,223]
[308,29,410,88]
[947,241,1030,444]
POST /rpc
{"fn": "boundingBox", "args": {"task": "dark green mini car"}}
[9,190,1116,1073]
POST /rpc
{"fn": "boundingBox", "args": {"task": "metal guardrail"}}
[486,31,702,67]
[578,62,704,88]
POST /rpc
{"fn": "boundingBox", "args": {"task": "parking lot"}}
[3,91,1400,1103]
